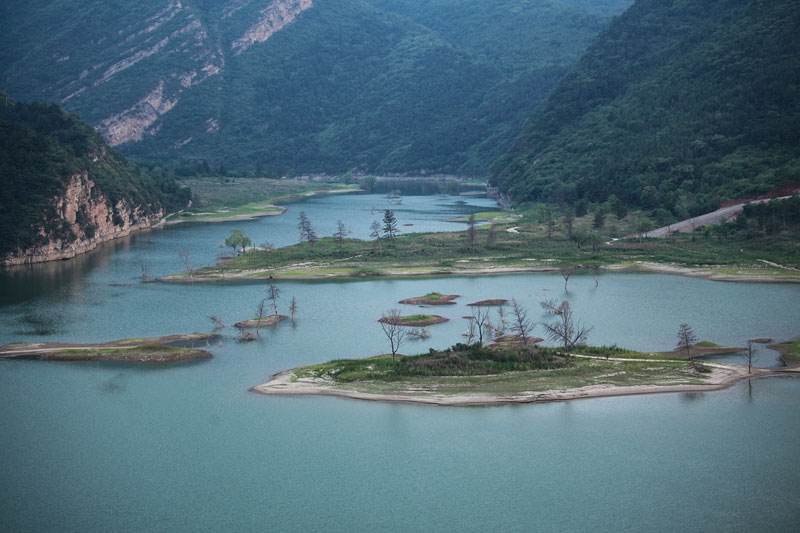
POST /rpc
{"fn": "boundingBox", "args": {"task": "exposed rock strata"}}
[3,172,164,266]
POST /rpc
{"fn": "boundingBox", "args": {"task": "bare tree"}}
[541,300,592,354]
[744,339,756,374]
[560,266,576,292]
[471,305,492,345]
[466,213,477,250]
[209,316,225,330]
[255,299,267,337]
[289,296,298,324]
[676,323,698,359]
[379,310,409,359]
[266,284,281,316]
[463,316,477,345]
[510,299,534,344]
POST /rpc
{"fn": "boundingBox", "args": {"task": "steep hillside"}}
[0,0,631,175]
[0,95,189,264]
[492,0,800,219]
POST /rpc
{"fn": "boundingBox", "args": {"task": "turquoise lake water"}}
[1,194,799,532]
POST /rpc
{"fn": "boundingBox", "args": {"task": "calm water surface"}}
[1,194,798,532]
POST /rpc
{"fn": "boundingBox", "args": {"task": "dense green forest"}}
[0,95,188,256]
[0,0,630,176]
[492,0,800,219]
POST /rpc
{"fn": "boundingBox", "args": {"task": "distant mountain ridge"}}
[0,95,188,264]
[0,0,631,175]
[492,0,800,218]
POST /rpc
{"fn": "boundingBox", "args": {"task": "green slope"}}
[0,0,631,175]
[492,0,800,218]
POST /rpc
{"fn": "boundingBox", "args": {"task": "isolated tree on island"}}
[224,229,250,255]
[379,309,408,359]
[541,299,592,354]
[298,211,317,245]
[382,209,398,239]
[676,323,698,359]
[255,299,267,337]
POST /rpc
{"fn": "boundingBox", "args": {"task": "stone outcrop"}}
[2,172,165,266]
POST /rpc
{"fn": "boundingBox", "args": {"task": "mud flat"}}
[234,315,288,329]
[0,333,219,363]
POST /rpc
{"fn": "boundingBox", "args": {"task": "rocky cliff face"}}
[3,173,164,266]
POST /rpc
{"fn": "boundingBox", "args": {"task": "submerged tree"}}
[676,323,698,359]
[209,316,225,330]
[560,266,576,292]
[266,284,281,316]
[744,339,756,374]
[379,309,409,359]
[510,299,534,344]
[382,209,398,239]
[289,296,298,324]
[541,299,592,354]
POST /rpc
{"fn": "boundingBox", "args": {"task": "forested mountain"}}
[492,0,800,219]
[0,95,188,264]
[0,0,631,175]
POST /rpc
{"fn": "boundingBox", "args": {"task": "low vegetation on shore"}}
[162,197,800,283]
[166,177,359,224]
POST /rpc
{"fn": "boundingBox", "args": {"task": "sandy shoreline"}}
[251,364,798,407]
[161,261,800,285]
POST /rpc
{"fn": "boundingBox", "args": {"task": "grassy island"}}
[399,293,459,305]
[252,343,766,406]
[378,314,448,327]
[160,207,800,283]
[0,333,218,363]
